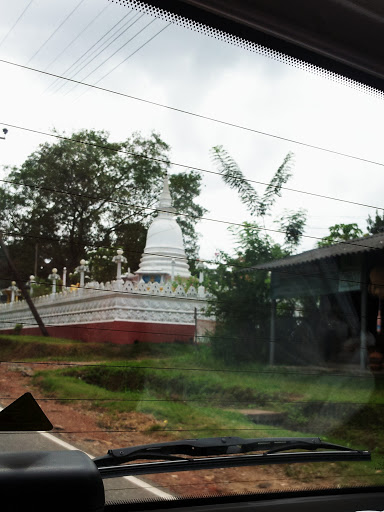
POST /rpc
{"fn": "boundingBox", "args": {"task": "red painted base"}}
[3,321,195,344]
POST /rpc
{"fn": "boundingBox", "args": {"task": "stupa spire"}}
[135,172,190,281]
[157,173,175,213]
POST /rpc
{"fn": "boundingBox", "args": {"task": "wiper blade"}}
[93,436,370,478]
[94,437,320,467]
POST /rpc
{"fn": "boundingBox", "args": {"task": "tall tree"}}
[0,129,206,284]
[208,147,306,362]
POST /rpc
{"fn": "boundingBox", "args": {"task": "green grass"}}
[33,367,384,487]
[4,334,384,485]
[0,334,189,361]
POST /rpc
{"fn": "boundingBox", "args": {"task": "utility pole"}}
[0,234,49,337]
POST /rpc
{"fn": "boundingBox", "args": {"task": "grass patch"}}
[33,367,384,486]
[33,368,313,438]
[0,335,190,362]
[4,335,384,485]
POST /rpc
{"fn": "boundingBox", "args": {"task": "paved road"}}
[0,407,173,503]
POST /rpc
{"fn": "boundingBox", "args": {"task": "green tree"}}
[208,223,288,362]
[208,147,306,362]
[0,129,206,285]
[367,210,384,235]
[317,223,363,247]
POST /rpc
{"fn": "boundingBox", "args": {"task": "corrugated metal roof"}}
[249,232,384,271]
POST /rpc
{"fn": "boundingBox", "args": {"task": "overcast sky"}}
[1,0,383,266]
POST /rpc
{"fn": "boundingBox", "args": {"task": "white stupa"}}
[135,174,191,282]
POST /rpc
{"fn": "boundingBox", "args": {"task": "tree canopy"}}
[207,224,289,362]
[0,129,206,284]
[317,223,363,247]
[367,211,384,235]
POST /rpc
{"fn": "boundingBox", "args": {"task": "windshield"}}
[0,0,383,504]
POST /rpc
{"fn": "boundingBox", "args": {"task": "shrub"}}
[13,323,23,335]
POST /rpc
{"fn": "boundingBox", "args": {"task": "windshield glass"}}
[0,0,383,504]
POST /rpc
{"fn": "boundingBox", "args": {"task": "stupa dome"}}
[136,175,191,281]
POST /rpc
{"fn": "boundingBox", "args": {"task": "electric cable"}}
[63,12,148,95]
[0,7,378,460]
[0,119,382,216]
[42,2,110,72]
[1,163,383,256]
[43,9,137,94]
[26,0,87,66]
[1,58,383,170]
[0,240,376,323]
[0,0,34,49]
[2,220,384,294]
[61,10,144,94]
[74,21,171,99]
[45,9,134,93]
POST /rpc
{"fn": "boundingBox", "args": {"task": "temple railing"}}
[0,280,214,330]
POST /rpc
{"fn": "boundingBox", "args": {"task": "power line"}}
[61,11,143,93]
[77,21,171,96]
[0,165,381,257]
[46,9,134,94]
[0,120,383,218]
[26,0,87,66]
[71,20,170,98]
[64,12,147,95]
[1,58,383,170]
[0,0,34,49]
[42,2,110,73]
[0,261,378,320]
[2,226,384,300]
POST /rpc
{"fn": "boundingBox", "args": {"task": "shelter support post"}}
[269,299,276,365]
[360,257,367,371]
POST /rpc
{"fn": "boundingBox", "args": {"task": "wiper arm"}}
[93,436,370,479]
[94,436,322,467]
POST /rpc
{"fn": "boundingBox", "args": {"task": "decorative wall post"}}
[171,258,176,281]
[28,275,36,297]
[48,268,60,295]
[197,260,205,284]
[62,267,67,289]
[196,260,206,297]
[10,281,18,303]
[112,249,127,281]
[75,259,89,288]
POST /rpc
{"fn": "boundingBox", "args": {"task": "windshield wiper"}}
[93,437,370,479]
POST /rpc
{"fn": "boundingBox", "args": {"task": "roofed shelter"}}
[251,233,384,369]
